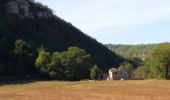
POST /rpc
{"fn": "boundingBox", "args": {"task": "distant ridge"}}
[105,44,156,60]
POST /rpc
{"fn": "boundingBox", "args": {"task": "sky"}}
[36,0,170,44]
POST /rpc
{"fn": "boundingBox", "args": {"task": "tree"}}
[133,66,145,78]
[35,50,51,75]
[13,39,31,75]
[119,62,134,78]
[90,65,102,80]
[144,43,170,79]
[35,46,92,80]
[14,39,29,55]
[65,47,91,80]
[49,52,63,79]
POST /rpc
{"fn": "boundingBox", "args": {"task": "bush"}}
[133,66,145,78]
[90,65,102,80]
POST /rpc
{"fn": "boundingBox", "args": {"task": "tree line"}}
[0,39,96,81]
[36,46,92,81]
[129,43,170,79]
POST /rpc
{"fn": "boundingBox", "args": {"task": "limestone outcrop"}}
[5,0,53,19]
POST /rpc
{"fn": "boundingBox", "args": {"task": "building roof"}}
[109,68,117,72]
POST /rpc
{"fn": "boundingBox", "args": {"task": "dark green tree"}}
[35,46,92,80]
[133,66,145,78]
[65,47,91,80]
[14,39,29,55]
[119,62,134,78]
[49,52,63,79]
[13,39,31,75]
[90,65,102,80]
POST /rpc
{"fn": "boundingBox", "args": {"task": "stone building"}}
[98,67,129,80]
[108,68,129,80]
[98,73,108,80]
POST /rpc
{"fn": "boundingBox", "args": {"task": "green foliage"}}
[130,57,144,68]
[133,66,145,78]
[49,52,63,79]
[14,39,29,55]
[144,43,170,79]
[35,50,51,74]
[119,62,134,78]
[106,44,155,60]
[64,47,92,80]
[13,39,33,75]
[35,47,92,80]
[37,46,46,53]
[90,65,102,80]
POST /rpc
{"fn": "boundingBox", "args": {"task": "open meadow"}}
[0,80,170,100]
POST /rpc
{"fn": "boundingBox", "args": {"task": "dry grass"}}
[0,80,170,100]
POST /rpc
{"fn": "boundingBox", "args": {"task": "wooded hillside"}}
[0,0,123,80]
[106,44,156,60]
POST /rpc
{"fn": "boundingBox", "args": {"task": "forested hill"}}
[105,44,156,60]
[0,0,123,80]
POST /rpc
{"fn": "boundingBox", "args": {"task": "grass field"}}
[0,80,170,100]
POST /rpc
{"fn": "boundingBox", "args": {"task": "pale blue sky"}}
[36,0,170,44]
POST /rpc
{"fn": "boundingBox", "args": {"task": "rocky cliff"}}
[5,0,53,18]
